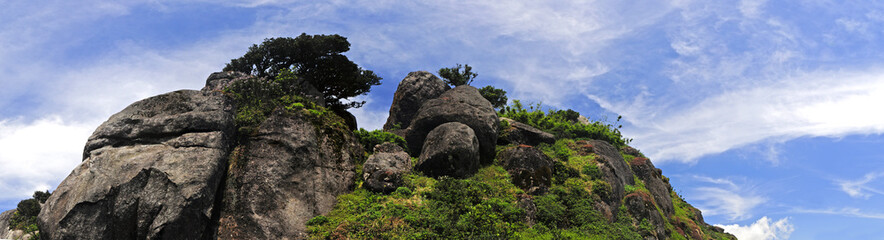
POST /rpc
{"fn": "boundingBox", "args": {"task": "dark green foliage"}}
[306,215,329,226]
[438,63,477,87]
[499,100,631,148]
[582,164,601,180]
[478,85,508,109]
[393,187,412,198]
[32,190,50,203]
[552,161,580,185]
[353,128,408,153]
[9,194,43,236]
[224,33,382,109]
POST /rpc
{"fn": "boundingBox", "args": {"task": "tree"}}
[33,190,51,203]
[224,33,382,109]
[478,85,508,109]
[438,63,477,87]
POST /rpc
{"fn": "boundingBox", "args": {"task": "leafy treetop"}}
[224,33,382,109]
[478,85,508,109]
[438,63,477,87]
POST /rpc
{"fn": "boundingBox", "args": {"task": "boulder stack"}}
[363,142,412,193]
[415,122,481,178]
[383,71,450,136]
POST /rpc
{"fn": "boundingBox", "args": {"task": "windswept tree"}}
[224,33,382,109]
[438,63,477,87]
[478,85,508,109]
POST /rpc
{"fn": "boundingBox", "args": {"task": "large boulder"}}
[202,71,251,92]
[0,209,13,238]
[363,142,412,193]
[630,157,674,216]
[405,85,499,164]
[415,122,480,178]
[584,140,634,212]
[383,71,450,136]
[215,109,362,239]
[497,146,554,195]
[498,117,556,146]
[38,90,235,240]
[624,192,667,239]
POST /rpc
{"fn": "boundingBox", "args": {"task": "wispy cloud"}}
[688,176,766,221]
[716,216,794,240]
[793,207,884,220]
[836,172,884,199]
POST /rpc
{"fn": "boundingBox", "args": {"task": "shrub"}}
[583,164,602,179]
[478,85,508,109]
[33,190,51,203]
[306,215,329,226]
[438,63,477,87]
[224,33,382,110]
[353,128,408,153]
[499,100,631,148]
[393,187,412,198]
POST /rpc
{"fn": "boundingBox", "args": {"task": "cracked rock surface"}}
[38,90,235,240]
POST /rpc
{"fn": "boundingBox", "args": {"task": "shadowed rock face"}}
[630,157,674,216]
[383,71,450,136]
[584,140,634,214]
[498,117,556,146]
[498,146,554,195]
[38,90,235,240]
[215,110,362,239]
[405,85,499,165]
[363,142,411,193]
[415,122,480,178]
[624,192,667,239]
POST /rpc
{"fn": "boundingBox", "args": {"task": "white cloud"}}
[836,172,884,198]
[0,117,94,202]
[688,176,766,221]
[717,216,794,240]
[793,207,884,220]
[615,69,884,163]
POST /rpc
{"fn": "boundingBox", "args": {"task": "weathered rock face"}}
[216,109,362,239]
[585,140,634,212]
[624,192,667,239]
[498,146,554,195]
[202,71,251,92]
[38,90,235,240]
[406,85,499,165]
[630,157,674,216]
[498,117,556,146]
[516,194,537,227]
[363,142,411,193]
[415,122,480,178]
[0,209,13,238]
[621,145,642,157]
[383,71,450,136]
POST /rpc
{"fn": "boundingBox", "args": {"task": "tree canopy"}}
[438,63,477,87]
[478,85,508,109]
[224,33,381,109]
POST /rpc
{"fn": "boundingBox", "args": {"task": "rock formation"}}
[363,142,411,193]
[630,156,674,216]
[383,71,450,136]
[38,90,235,240]
[405,85,499,165]
[415,122,480,178]
[584,139,635,214]
[498,117,556,146]
[497,145,554,195]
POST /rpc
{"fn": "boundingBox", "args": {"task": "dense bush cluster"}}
[8,191,50,239]
[353,128,408,153]
[499,100,631,148]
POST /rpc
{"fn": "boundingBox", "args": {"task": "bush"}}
[33,190,51,203]
[438,63,477,87]
[224,33,382,110]
[582,164,602,180]
[393,187,412,198]
[353,128,408,153]
[499,100,631,148]
[478,85,508,109]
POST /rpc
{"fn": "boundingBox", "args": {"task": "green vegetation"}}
[478,85,508,109]
[353,128,408,153]
[499,100,631,148]
[438,63,478,87]
[224,33,382,110]
[8,191,50,239]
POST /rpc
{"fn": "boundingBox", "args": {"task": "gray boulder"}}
[584,140,634,213]
[624,192,667,239]
[215,109,362,239]
[405,85,499,164]
[202,71,251,92]
[630,157,674,216]
[498,146,554,195]
[363,142,411,193]
[38,90,235,240]
[0,209,13,238]
[415,122,480,178]
[498,117,556,146]
[383,71,450,136]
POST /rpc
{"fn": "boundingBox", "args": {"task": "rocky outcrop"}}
[215,109,362,239]
[624,192,667,239]
[202,71,251,92]
[630,157,674,216]
[383,71,450,136]
[38,90,235,240]
[498,145,554,195]
[0,209,13,238]
[621,145,642,157]
[363,142,411,193]
[498,117,556,146]
[584,140,634,213]
[406,85,499,165]
[415,122,480,178]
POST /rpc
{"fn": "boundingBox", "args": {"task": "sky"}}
[1,1,883,239]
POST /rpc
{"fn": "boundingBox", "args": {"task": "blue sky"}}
[1,1,883,239]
